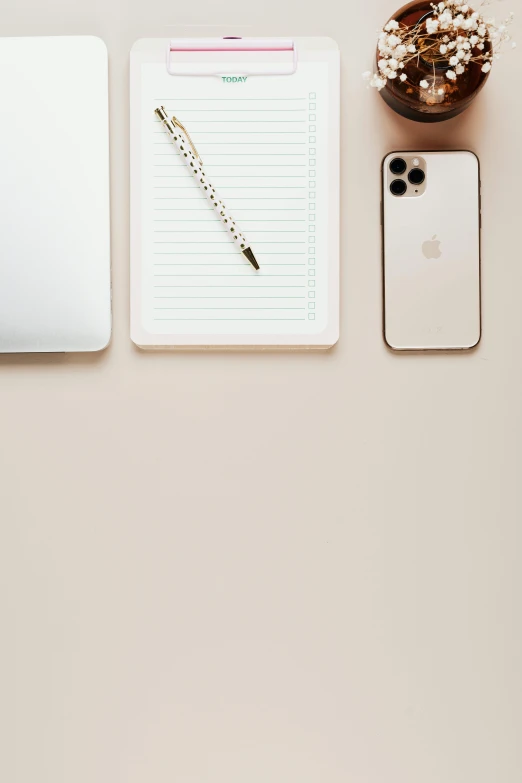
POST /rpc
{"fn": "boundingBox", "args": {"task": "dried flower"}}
[364,1,515,92]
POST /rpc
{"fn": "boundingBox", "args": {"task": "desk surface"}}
[1,3,521,783]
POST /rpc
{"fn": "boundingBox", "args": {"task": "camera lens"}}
[408,168,425,185]
[390,179,407,196]
[390,158,407,175]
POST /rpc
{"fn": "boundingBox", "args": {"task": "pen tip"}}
[242,247,260,270]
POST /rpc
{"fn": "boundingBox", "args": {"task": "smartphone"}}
[382,150,481,351]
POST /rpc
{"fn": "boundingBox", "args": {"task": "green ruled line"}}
[154,274,305,277]
[154,296,305,299]
[154,307,305,310]
[154,285,306,288]
[154,318,306,321]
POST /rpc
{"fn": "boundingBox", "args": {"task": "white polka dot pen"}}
[154,106,259,270]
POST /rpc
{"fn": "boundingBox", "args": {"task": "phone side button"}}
[380,201,383,226]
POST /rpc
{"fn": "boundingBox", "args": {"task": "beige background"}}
[1,1,522,781]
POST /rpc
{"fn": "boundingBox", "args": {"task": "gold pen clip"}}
[155,106,203,165]
[171,116,203,165]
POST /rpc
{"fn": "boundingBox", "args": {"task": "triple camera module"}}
[389,157,426,197]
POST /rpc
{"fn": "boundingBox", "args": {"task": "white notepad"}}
[0,36,111,353]
[130,38,339,348]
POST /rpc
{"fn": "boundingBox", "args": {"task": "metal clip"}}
[171,116,203,165]
[154,106,203,165]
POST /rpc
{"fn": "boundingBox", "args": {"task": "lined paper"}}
[140,62,329,337]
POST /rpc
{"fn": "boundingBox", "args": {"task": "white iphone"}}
[382,150,481,351]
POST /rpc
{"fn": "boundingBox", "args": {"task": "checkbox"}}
[309,170,316,178]
[309,215,315,222]
[308,302,315,309]
[309,125,316,132]
[308,280,315,287]
[309,148,316,155]
[309,246,315,254]
[309,136,316,143]
[309,181,316,189]
[309,92,316,99]
[308,291,315,298]
[309,114,316,121]
[309,225,316,233]
[308,313,316,320]
[309,257,315,264]
[308,269,315,276]
[309,103,316,110]
[309,159,316,166]
[309,203,316,211]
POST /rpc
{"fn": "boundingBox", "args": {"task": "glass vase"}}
[378,0,491,123]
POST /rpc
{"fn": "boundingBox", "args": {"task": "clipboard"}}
[130,37,340,349]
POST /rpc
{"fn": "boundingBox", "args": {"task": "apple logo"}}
[422,235,442,260]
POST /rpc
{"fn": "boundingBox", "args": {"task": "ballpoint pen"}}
[154,106,259,270]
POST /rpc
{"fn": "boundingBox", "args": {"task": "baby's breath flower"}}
[369,74,387,90]
[365,5,515,93]
[439,10,453,28]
